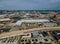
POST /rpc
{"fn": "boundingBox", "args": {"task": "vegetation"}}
[26,40,31,44]
[33,42,37,44]
[39,42,43,44]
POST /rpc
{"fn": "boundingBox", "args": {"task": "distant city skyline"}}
[0,0,60,10]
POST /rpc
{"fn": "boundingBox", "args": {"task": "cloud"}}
[0,0,60,10]
[0,4,4,8]
[50,0,60,1]
[47,0,60,3]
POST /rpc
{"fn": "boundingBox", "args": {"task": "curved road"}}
[0,27,60,39]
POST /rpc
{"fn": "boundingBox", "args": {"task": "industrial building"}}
[15,19,49,25]
[51,30,60,42]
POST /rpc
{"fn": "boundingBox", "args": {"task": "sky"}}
[0,0,60,10]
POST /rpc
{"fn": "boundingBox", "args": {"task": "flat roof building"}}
[0,18,11,22]
[15,19,49,25]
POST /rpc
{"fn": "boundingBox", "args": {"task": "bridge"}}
[0,27,60,39]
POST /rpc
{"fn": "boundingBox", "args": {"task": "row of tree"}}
[22,40,47,44]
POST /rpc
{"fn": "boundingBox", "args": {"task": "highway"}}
[0,27,60,39]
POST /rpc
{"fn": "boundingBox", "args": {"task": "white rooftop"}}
[0,15,6,17]
[0,18,11,21]
[15,19,49,25]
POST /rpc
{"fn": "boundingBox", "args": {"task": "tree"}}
[39,42,43,44]
[33,42,37,44]
[26,40,31,44]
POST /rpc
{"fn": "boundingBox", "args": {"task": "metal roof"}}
[15,19,49,25]
[0,18,11,21]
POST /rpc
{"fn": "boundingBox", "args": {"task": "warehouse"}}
[15,19,49,25]
[0,18,11,23]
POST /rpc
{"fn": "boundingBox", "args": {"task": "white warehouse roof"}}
[15,19,49,25]
[0,18,11,21]
[0,15,6,17]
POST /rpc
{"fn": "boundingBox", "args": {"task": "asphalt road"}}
[0,27,60,39]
